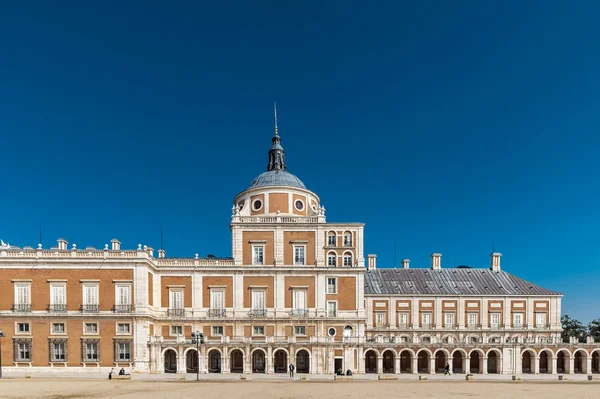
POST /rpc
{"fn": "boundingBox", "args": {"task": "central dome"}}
[249,170,306,190]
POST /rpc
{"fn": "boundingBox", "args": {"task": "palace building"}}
[0,113,599,376]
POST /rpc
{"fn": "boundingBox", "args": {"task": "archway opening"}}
[593,352,600,374]
[399,350,412,373]
[186,349,198,373]
[574,351,585,374]
[274,350,287,373]
[522,351,532,374]
[539,351,549,374]
[470,352,481,374]
[230,349,244,373]
[452,352,464,374]
[382,350,395,373]
[557,351,568,374]
[487,351,500,374]
[435,351,446,374]
[164,349,177,373]
[418,351,429,374]
[209,350,222,373]
[252,350,266,373]
[365,350,377,373]
[296,350,310,374]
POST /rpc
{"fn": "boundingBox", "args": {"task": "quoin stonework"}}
[1,112,599,376]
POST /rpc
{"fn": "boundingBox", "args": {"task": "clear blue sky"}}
[1,2,599,322]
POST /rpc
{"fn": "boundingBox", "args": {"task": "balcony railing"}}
[80,304,99,313]
[489,323,503,329]
[12,304,31,312]
[112,304,133,313]
[48,304,67,313]
[208,308,226,318]
[289,309,309,317]
[167,308,185,317]
[248,309,267,317]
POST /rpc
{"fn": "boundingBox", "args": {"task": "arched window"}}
[422,336,431,344]
[343,325,353,338]
[343,252,353,267]
[327,252,337,267]
[343,232,352,247]
[327,232,337,247]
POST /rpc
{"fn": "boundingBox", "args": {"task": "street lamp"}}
[191,331,204,381]
[0,329,5,379]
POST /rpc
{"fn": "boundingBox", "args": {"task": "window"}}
[293,246,305,266]
[294,326,306,336]
[84,323,98,334]
[52,342,66,361]
[513,313,524,327]
[327,301,337,317]
[115,284,131,311]
[50,283,66,310]
[212,326,224,336]
[535,312,547,327]
[328,327,336,337]
[294,199,304,211]
[343,325,353,338]
[327,233,336,247]
[169,290,183,309]
[210,290,224,309]
[14,283,31,310]
[170,325,183,336]
[421,312,432,327]
[117,323,131,334]
[343,232,352,246]
[444,312,455,327]
[251,290,265,310]
[16,341,31,361]
[82,284,99,311]
[343,253,353,267]
[252,199,262,211]
[253,326,265,336]
[118,342,131,361]
[85,342,98,361]
[327,253,337,267]
[292,289,306,310]
[375,312,385,326]
[17,322,30,334]
[52,323,65,334]
[490,313,500,327]
[397,312,408,326]
[327,277,337,294]
[252,246,264,265]
[468,313,478,326]
[422,336,431,344]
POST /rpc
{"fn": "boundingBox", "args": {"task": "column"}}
[483,357,488,374]
[429,357,436,374]
[267,346,274,374]
[223,345,229,374]
[412,357,418,374]
[245,345,251,374]
[377,356,383,374]
[465,357,471,374]
[178,346,186,374]
[551,357,558,375]
[587,356,592,375]
[534,356,540,374]
[569,357,575,375]
[395,357,401,374]
[358,346,365,374]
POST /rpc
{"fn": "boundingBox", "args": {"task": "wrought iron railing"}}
[80,304,99,313]
[208,308,226,318]
[12,304,31,312]
[48,304,67,312]
[112,304,133,313]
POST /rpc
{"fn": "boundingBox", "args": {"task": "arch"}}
[326,231,337,246]
[416,348,433,357]
[398,350,412,373]
[365,349,378,374]
[397,334,412,343]
[451,350,464,374]
[207,347,223,356]
[342,231,353,246]
[342,251,354,267]
[434,349,449,374]
[521,350,533,374]
[252,348,266,373]
[274,349,288,373]
[208,349,222,373]
[441,334,458,344]
[488,334,502,344]
[556,349,570,374]
[183,346,199,356]
[539,350,552,374]
[186,349,199,373]
[416,349,431,374]
[327,251,337,267]
[380,348,397,357]
[164,348,177,373]
[343,325,354,338]
[469,350,482,374]
[363,348,380,357]
[382,350,395,373]
[468,348,485,357]
[574,349,588,374]
[487,350,501,374]
[295,349,310,374]
[161,346,178,357]
[592,351,600,374]
[520,348,537,357]
[230,349,244,373]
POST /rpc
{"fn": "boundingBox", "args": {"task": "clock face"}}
[295,200,304,211]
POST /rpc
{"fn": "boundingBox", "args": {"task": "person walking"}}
[289,363,295,378]
[444,363,451,375]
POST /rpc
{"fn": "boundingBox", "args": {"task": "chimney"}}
[367,254,377,270]
[111,238,121,251]
[431,253,442,270]
[402,259,410,269]
[158,249,166,259]
[490,252,502,272]
[57,238,68,251]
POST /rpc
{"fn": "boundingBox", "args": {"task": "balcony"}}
[47,304,67,313]
[112,304,133,313]
[11,304,31,312]
[467,323,481,329]
[489,323,504,329]
[247,309,267,317]
[208,308,226,318]
[289,309,309,318]
[80,304,99,313]
[167,308,185,317]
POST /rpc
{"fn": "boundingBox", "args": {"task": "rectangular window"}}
[294,326,306,336]
[251,290,265,310]
[444,312,455,327]
[53,342,66,361]
[50,283,66,307]
[169,290,183,309]
[85,342,98,361]
[17,342,31,361]
[327,277,337,294]
[14,283,31,310]
[468,313,478,326]
[327,254,337,267]
[17,322,30,334]
[253,326,265,336]
[292,290,307,310]
[117,323,131,334]
[490,313,501,327]
[535,313,547,327]
[421,312,432,327]
[397,312,408,326]
[513,312,524,327]
[327,301,337,317]
[375,312,385,326]
[327,234,336,246]
[52,323,65,334]
[252,246,264,265]
[115,284,131,312]
[82,284,99,311]
[293,246,305,266]
[212,326,224,336]
[170,325,183,336]
[84,322,98,335]
[210,290,224,309]
[118,342,131,361]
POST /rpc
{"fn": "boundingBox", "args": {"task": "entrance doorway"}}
[365,350,377,373]
[470,352,481,373]
[399,350,411,373]
[230,350,244,373]
[253,350,266,373]
[452,352,464,373]
[186,350,198,373]
[334,358,343,374]
[274,350,287,373]
[164,349,177,373]
[209,350,222,373]
[296,350,310,373]
[487,351,499,374]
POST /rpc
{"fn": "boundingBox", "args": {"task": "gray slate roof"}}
[249,170,307,190]
[365,268,561,296]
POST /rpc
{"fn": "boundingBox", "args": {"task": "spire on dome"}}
[267,103,286,171]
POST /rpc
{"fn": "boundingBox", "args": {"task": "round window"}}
[237,200,245,210]
[252,199,263,211]
[294,200,304,211]
[328,328,336,337]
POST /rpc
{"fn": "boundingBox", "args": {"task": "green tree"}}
[561,314,587,342]
[587,317,600,339]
